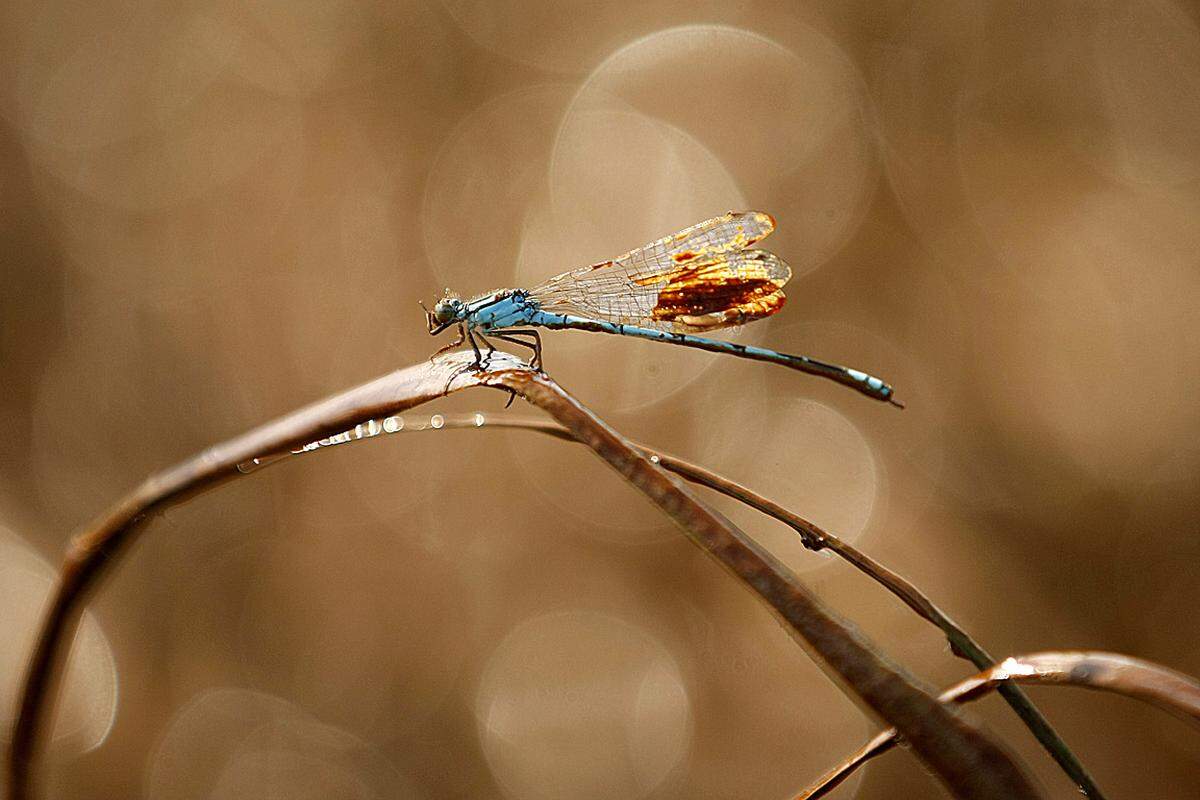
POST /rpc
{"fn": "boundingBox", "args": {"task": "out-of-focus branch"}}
[8,355,1040,800]
[284,412,1100,798]
[796,651,1200,799]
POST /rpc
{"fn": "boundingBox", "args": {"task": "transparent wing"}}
[529,211,787,331]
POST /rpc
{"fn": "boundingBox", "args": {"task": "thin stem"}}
[796,651,1200,799]
[619,445,1103,798]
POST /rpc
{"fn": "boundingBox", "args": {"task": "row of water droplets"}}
[236,412,489,474]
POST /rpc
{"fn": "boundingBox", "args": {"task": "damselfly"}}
[424,212,902,406]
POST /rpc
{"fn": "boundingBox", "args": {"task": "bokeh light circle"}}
[234,519,477,735]
[716,396,880,560]
[476,610,691,800]
[955,113,1200,486]
[0,527,117,758]
[423,86,576,294]
[145,687,416,799]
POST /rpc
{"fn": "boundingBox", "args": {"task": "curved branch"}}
[796,651,1200,799]
[7,353,529,800]
[8,356,1040,800]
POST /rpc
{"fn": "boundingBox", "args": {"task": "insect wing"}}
[529,211,784,329]
[534,248,791,332]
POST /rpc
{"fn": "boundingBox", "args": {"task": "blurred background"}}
[2,1,1199,797]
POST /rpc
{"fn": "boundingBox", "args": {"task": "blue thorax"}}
[464,290,539,331]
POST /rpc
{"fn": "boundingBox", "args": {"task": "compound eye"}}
[433,300,456,323]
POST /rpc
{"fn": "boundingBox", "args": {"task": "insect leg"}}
[489,332,542,370]
[465,328,483,367]
[430,323,466,361]
[445,328,487,387]
[496,329,543,370]
[475,332,498,369]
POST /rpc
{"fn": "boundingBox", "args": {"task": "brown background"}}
[2,1,1199,798]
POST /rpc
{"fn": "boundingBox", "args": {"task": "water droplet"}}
[236,454,291,474]
[383,416,403,433]
[649,455,661,464]
[473,413,486,427]
[431,414,445,429]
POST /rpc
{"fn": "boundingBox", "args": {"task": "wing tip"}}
[725,209,777,242]
[724,209,775,219]
[741,248,792,285]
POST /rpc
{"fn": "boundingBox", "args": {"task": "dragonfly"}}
[423,211,902,406]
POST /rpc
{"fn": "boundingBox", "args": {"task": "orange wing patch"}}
[641,253,790,331]
[673,289,787,330]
